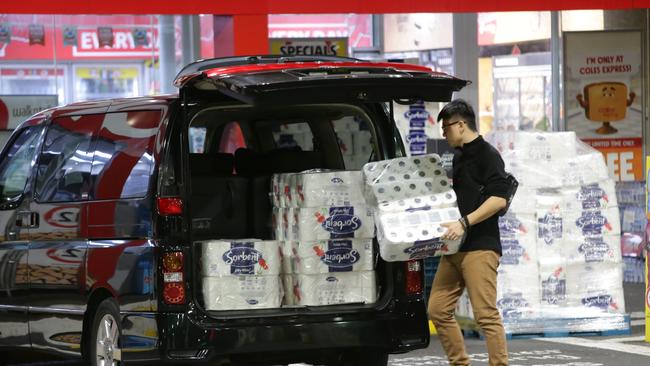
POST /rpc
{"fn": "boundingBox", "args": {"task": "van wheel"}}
[88,298,122,366]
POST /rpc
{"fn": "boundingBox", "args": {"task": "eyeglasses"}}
[441,120,463,131]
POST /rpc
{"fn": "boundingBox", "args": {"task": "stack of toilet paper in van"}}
[333,116,374,170]
[455,131,626,334]
[273,123,313,150]
[271,169,377,306]
[362,154,463,261]
[199,239,283,310]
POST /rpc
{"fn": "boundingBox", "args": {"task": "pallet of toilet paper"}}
[271,169,378,306]
[456,131,629,336]
[362,154,463,262]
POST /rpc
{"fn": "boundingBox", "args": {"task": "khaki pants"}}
[427,250,508,366]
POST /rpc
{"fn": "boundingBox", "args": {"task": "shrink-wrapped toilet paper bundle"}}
[293,271,377,306]
[294,239,374,274]
[363,154,462,262]
[292,170,365,207]
[202,275,283,310]
[200,240,281,276]
[375,206,462,261]
[566,263,625,314]
[564,235,621,265]
[363,154,451,204]
[294,205,375,241]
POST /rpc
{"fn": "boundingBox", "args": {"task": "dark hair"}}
[437,99,477,132]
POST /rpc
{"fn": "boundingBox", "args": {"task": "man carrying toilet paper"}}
[429,99,510,366]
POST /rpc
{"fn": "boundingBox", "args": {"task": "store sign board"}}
[564,30,644,182]
[0,95,58,130]
[269,38,348,57]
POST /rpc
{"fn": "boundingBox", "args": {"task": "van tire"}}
[87,298,122,366]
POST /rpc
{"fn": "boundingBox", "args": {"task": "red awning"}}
[4,0,650,14]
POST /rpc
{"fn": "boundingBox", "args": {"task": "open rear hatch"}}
[174,57,469,105]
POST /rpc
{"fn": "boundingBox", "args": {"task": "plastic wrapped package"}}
[293,271,377,306]
[200,240,281,276]
[294,239,374,274]
[292,170,365,207]
[486,130,577,162]
[332,116,361,133]
[279,241,297,274]
[202,275,283,310]
[456,130,628,336]
[294,205,375,241]
[336,130,354,156]
[375,206,462,261]
[376,190,457,213]
[282,274,297,305]
[352,130,373,156]
[363,154,450,203]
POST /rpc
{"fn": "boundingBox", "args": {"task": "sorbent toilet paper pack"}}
[293,271,377,306]
[202,275,283,311]
[200,240,281,276]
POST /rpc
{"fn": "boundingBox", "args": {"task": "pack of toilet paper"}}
[363,154,451,203]
[200,240,281,276]
[375,206,462,261]
[566,263,625,314]
[292,170,366,207]
[294,205,375,241]
[375,190,457,213]
[293,271,377,306]
[487,131,578,162]
[294,239,374,274]
[202,275,283,310]
[353,130,373,156]
[281,274,297,305]
[564,235,622,265]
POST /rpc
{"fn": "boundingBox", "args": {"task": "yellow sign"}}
[269,38,348,57]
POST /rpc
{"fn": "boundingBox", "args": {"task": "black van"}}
[0,56,467,365]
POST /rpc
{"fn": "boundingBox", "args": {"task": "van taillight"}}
[162,251,186,304]
[157,197,183,216]
[405,260,423,295]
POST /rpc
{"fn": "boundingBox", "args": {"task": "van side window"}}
[219,122,246,154]
[272,122,313,151]
[35,115,103,203]
[0,126,43,202]
[89,111,160,200]
[332,116,373,170]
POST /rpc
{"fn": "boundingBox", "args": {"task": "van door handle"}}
[16,211,39,228]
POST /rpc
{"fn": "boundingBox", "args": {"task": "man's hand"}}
[440,220,465,241]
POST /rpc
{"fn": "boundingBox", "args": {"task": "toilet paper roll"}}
[294,271,377,306]
[202,275,282,310]
[353,130,373,156]
[294,170,365,207]
[564,207,621,238]
[564,234,622,265]
[295,239,374,274]
[295,206,375,241]
[200,240,281,276]
[376,191,457,213]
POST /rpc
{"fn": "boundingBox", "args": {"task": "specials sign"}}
[269,38,348,57]
[0,95,58,130]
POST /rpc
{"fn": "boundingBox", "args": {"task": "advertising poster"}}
[564,30,644,182]
[269,38,348,57]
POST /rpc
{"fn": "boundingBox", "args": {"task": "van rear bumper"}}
[155,297,429,364]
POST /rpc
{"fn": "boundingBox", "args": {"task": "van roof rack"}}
[175,55,363,83]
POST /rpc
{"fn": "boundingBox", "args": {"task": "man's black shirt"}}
[452,135,509,256]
